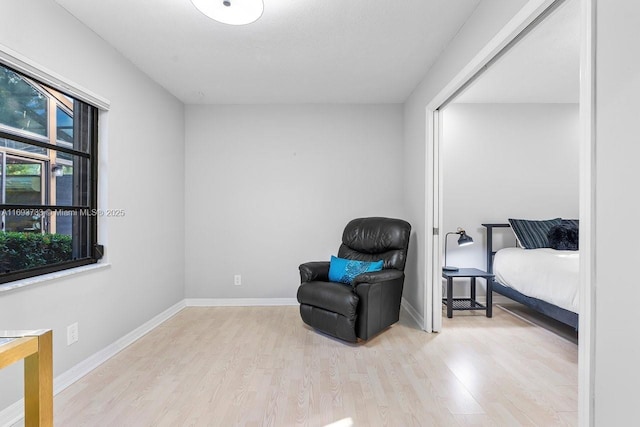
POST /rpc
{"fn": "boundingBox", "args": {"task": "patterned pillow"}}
[548,223,579,250]
[328,256,384,284]
[562,218,579,228]
[508,218,562,249]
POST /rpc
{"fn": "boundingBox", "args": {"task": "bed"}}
[483,222,579,330]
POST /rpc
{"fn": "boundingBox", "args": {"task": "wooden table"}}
[0,330,53,426]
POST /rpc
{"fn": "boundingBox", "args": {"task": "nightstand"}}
[442,268,494,318]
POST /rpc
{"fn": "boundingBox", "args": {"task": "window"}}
[0,62,101,284]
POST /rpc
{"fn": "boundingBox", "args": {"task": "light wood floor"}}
[53,306,577,426]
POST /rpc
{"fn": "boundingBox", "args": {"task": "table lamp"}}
[443,227,474,271]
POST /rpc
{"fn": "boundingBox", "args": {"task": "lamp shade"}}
[457,231,473,246]
[191,0,264,25]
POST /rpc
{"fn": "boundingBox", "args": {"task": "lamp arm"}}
[444,232,456,267]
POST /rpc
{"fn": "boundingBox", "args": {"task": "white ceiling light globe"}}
[191,0,264,26]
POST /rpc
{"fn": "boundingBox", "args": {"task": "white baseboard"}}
[185,298,298,306]
[0,400,22,427]
[54,300,186,392]
[401,297,424,330]
[0,299,186,427]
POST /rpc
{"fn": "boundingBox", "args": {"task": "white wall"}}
[402,0,529,319]
[0,0,185,411]
[184,104,405,298]
[442,103,579,276]
[594,1,640,423]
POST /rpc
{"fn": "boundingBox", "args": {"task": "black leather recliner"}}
[296,217,411,342]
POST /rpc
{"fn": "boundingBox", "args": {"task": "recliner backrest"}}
[337,217,411,271]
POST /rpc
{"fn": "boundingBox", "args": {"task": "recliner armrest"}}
[351,269,404,286]
[352,269,405,340]
[299,261,330,283]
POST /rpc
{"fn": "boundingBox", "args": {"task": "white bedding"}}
[493,247,579,313]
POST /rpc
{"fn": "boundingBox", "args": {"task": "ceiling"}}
[455,0,580,104]
[54,0,482,104]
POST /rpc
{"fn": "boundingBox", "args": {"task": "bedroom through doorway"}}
[439,0,580,342]
[423,0,594,423]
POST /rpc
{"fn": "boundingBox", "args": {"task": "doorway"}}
[424,0,594,423]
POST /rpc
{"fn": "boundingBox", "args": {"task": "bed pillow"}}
[328,256,384,285]
[508,218,562,249]
[548,223,579,250]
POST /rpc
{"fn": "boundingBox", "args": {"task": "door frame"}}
[423,0,594,424]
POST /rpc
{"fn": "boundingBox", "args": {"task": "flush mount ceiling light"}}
[191,0,264,25]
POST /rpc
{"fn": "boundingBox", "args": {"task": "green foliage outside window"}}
[0,232,72,273]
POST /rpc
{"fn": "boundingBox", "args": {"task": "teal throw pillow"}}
[328,256,384,284]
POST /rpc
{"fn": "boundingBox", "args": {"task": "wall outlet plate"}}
[234,274,242,286]
[67,322,78,345]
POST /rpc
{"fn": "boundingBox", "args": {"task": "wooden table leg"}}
[24,330,53,427]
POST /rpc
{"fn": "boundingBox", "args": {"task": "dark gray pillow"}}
[508,218,562,249]
[548,224,579,251]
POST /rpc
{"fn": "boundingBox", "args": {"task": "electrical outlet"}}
[67,322,78,346]
[234,274,242,286]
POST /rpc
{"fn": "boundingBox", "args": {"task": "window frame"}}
[0,61,102,285]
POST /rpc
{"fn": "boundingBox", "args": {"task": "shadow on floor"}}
[496,302,578,344]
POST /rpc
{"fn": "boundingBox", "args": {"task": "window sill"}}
[0,262,111,294]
